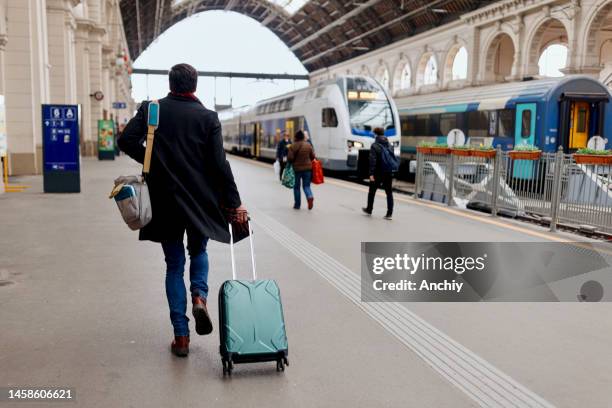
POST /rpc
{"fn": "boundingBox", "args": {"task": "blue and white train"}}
[220,76,400,175]
[395,75,612,167]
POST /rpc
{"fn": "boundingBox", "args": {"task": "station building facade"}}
[0,0,135,176]
[309,0,612,100]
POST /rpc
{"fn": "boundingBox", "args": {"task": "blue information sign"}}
[112,102,127,109]
[42,104,79,172]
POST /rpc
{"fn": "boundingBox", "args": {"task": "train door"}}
[239,123,245,153]
[568,101,589,150]
[285,119,295,142]
[319,107,336,164]
[252,122,261,157]
[513,103,536,179]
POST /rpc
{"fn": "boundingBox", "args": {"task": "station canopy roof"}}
[120,0,498,72]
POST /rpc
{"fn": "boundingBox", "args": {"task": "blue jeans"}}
[161,232,209,337]
[294,170,313,208]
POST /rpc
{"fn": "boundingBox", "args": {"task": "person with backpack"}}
[275,130,291,182]
[287,130,315,210]
[362,127,398,220]
[118,63,247,358]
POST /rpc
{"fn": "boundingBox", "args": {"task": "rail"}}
[414,146,612,234]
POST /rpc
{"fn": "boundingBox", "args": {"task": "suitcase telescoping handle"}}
[228,220,257,281]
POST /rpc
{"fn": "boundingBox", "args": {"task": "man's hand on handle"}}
[226,205,249,224]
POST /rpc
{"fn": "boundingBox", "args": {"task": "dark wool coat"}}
[118,94,241,244]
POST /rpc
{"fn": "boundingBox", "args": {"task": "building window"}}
[451,47,468,80]
[400,64,412,90]
[322,108,338,127]
[423,56,438,85]
[377,68,390,90]
[538,44,568,77]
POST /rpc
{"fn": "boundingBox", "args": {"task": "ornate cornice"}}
[76,18,106,37]
[461,0,558,26]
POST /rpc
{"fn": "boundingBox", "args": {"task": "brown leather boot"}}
[307,197,314,210]
[171,336,189,357]
[192,296,213,335]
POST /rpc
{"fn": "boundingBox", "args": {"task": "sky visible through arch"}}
[131,10,308,110]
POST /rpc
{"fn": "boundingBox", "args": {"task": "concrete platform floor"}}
[1,156,611,408]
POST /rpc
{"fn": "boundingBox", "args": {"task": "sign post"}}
[42,104,80,193]
[98,119,115,160]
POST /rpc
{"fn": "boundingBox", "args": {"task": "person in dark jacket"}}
[276,130,291,181]
[287,130,315,210]
[362,127,394,220]
[118,63,247,357]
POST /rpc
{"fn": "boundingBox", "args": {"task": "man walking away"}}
[362,127,397,220]
[118,63,247,358]
[276,130,291,181]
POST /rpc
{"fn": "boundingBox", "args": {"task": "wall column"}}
[0,1,7,191]
[75,19,93,155]
[46,0,78,104]
[5,0,50,175]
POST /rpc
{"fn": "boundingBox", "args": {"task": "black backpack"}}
[378,144,399,173]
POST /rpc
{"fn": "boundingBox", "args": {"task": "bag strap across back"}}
[143,100,159,175]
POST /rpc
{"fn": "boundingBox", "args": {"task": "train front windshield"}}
[346,77,394,132]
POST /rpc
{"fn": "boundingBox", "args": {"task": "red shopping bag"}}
[312,159,324,185]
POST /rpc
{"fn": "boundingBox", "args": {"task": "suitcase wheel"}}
[222,359,233,376]
[276,359,285,372]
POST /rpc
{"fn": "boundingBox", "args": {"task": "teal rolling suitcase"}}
[219,221,289,376]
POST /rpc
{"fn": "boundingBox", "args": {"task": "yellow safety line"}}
[2,154,30,192]
[229,155,591,244]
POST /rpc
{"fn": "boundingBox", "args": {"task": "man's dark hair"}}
[373,127,384,136]
[294,130,305,141]
[169,63,198,93]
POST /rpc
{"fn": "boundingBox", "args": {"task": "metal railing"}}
[415,147,612,234]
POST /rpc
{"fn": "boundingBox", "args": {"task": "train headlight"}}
[347,140,364,149]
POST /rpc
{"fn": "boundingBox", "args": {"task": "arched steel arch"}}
[120,0,498,72]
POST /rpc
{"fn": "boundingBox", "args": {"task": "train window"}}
[521,110,531,138]
[467,111,489,138]
[414,115,429,135]
[439,113,457,135]
[497,109,514,138]
[401,116,416,136]
[489,111,497,136]
[429,114,441,136]
[285,98,294,111]
[577,108,587,133]
[322,108,338,127]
